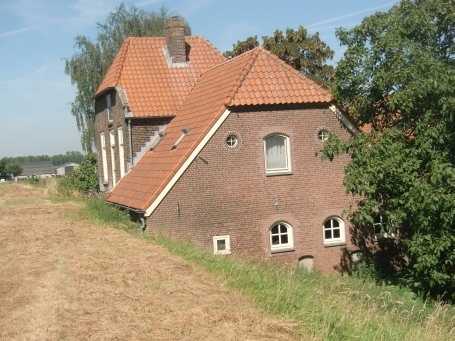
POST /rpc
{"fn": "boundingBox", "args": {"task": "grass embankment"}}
[48,181,455,341]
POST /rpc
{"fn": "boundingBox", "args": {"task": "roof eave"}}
[93,86,115,100]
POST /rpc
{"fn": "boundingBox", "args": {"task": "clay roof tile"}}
[107,45,336,211]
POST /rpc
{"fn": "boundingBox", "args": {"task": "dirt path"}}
[0,184,299,341]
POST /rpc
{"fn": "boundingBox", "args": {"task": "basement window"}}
[172,127,191,149]
[213,235,231,255]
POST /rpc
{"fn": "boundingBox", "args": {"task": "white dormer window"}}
[150,131,166,151]
[172,127,191,149]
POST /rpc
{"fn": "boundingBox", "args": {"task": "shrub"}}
[60,153,98,194]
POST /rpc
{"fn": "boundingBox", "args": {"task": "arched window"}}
[270,222,293,251]
[323,217,345,245]
[264,135,291,174]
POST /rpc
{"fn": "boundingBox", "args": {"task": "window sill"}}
[266,171,293,177]
[214,251,231,255]
[324,242,347,248]
[271,247,295,254]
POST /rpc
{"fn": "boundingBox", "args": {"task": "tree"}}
[0,160,7,178]
[7,164,23,177]
[224,26,335,88]
[322,0,455,299]
[51,151,85,167]
[65,4,191,153]
[60,154,99,194]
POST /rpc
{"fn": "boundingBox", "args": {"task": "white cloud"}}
[178,0,216,16]
[68,0,113,26]
[136,0,164,8]
[0,0,49,22]
[0,25,41,38]
[307,2,396,29]
[0,66,50,84]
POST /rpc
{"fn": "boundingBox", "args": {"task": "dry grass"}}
[0,183,301,341]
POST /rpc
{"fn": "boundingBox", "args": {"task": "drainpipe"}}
[128,118,133,166]
[139,214,146,234]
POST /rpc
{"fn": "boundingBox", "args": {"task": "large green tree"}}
[65,4,191,152]
[7,164,22,178]
[0,160,7,178]
[224,27,335,88]
[323,0,455,298]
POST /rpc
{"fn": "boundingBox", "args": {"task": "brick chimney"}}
[165,16,186,63]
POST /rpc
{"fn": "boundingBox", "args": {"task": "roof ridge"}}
[112,38,131,87]
[260,47,330,96]
[190,36,225,60]
[224,47,261,106]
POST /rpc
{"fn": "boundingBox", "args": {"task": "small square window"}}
[374,214,396,240]
[213,235,230,254]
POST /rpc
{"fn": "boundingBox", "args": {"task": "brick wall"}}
[94,90,129,190]
[130,118,172,157]
[145,104,360,273]
[94,89,173,191]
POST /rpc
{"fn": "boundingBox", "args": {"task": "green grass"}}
[71,194,455,341]
[78,195,139,232]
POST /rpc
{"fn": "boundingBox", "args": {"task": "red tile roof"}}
[107,47,334,211]
[95,36,226,117]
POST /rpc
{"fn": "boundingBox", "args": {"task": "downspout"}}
[128,118,133,166]
[139,213,146,234]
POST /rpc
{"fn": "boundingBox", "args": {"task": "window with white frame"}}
[374,214,396,239]
[213,235,230,254]
[107,95,113,121]
[117,126,125,178]
[226,135,238,148]
[323,217,345,245]
[264,134,291,174]
[100,132,109,182]
[270,222,293,251]
[318,129,329,141]
[109,130,117,185]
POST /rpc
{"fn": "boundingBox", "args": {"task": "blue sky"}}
[0,0,395,158]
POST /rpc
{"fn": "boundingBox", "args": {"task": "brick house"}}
[94,18,360,273]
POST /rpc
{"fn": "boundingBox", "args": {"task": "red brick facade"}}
[94,90,171,190]
[146,104,358,273]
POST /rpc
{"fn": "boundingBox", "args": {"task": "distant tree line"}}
[1,151,84,167]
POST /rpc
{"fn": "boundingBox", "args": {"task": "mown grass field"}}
[76,180,455,341]
[2,179,454,340]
